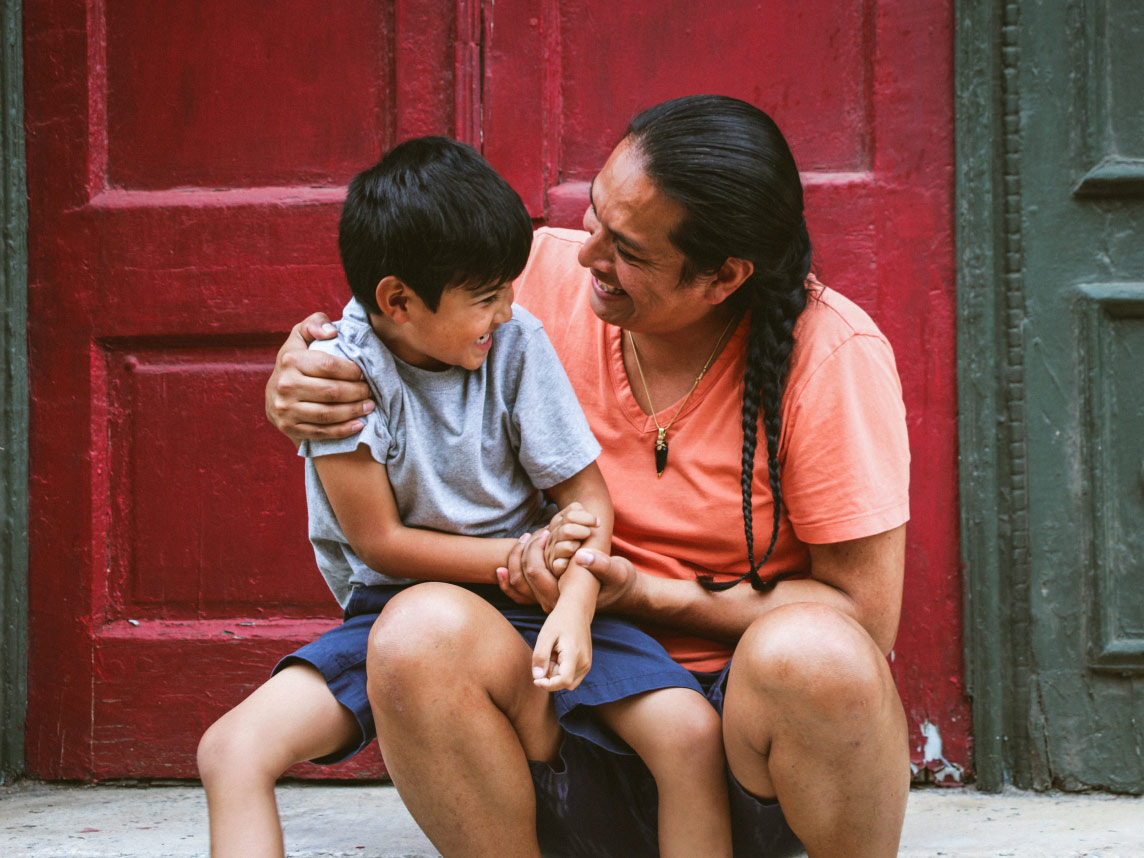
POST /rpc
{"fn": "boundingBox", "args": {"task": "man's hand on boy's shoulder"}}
[266,312,375,443]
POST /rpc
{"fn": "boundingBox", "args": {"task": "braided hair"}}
[624,95,812,591]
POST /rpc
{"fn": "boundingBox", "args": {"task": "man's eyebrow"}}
[587,176,648,257]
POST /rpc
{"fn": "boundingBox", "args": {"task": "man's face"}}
[577,140,714,335]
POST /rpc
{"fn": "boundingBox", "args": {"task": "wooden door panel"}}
[105,0,389,189]
[1018,0,1144,790]
[103,342,326,617]
[555,0,869,177]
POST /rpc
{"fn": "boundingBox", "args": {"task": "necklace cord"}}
[627,315,737,478]
[626,314,737,437]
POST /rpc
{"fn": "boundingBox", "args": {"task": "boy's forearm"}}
[360,528,518,585]
[555,561,601,610]
[546,463,615,547]
[545,463,613,617]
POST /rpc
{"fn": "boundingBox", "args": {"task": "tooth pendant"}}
[654,428,668,478]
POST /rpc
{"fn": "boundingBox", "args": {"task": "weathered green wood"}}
[0,0,28,779]
[960,0,1144,794]
[956,0,1049,792]
[956,0,1010,794]
[1018,0,1144,794]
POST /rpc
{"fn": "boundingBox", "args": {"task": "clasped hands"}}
[495,502,633,614]
[496,502,638,693]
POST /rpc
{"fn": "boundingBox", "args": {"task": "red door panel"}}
[26,0,966,781]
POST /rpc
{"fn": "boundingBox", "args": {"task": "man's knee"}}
[731,603,892,720]
[367,583,493,708]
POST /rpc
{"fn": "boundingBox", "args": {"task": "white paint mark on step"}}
[920,720,964,783]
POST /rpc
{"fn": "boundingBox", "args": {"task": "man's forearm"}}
[617,573,860,645]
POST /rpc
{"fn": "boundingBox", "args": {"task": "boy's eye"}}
[617,247,642,265]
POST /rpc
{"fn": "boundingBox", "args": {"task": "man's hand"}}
[569,549,639,612]
[496,531,560,612]
[265,313,375,443]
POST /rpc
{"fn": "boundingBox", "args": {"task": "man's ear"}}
[702,257,754,305]
[374,276,414,323]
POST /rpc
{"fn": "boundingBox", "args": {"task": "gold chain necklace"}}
[627,315,737,478]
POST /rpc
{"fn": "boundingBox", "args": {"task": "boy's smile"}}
[371,279,514,372]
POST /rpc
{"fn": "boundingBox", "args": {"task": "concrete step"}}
[2,780,1142,857]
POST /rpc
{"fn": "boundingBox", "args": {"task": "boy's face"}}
[398,279,515,371]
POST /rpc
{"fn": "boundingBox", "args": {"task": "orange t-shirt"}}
[515,228,910,671]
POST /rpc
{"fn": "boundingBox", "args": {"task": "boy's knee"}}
[667,700,725,762]
[197,711,280,786]
[196,717,239,785]
[635,692,726,776]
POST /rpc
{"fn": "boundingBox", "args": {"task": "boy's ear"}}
[374,276,414,323]
[701,256,754,305]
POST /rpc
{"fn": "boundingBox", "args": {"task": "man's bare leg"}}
[722,602,909,858]
[367,584,561,858]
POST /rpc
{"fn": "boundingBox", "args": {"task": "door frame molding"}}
[956,0,1041,792]
[1,0,28,780]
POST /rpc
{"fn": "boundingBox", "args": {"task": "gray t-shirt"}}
[299,298,602,608]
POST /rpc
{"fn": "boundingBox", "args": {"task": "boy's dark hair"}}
[339,136,533,313]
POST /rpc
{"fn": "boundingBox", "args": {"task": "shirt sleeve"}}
[512,327,602,490]
[297,334,394,466]
[779,333,911,544]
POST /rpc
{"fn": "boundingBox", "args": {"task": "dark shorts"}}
[275,583,801,857]
[530,664,803,858]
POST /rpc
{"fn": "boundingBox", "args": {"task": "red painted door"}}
[25,0,965,781]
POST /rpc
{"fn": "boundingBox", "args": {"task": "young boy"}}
[198,137,732,858]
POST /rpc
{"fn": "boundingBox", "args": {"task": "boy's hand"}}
[531,601,593,692]
[544,502,600,574]
[266,313,374,443]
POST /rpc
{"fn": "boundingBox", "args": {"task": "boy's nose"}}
[494,299,513,324]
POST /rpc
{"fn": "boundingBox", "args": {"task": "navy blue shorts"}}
[530,664,802,858]
[275,582,801,857]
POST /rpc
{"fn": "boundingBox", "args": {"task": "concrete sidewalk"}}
[2,779,1142,857]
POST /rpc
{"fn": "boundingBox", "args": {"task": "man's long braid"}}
[703,222,811,592]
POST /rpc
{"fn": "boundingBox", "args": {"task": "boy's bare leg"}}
[722,603,909,858]
[198,663,360,858]
[367,584,562,858]
[597,688,733,858]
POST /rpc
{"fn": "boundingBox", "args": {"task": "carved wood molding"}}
[0,0,29,779]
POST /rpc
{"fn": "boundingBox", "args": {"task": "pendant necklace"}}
[627,315,737,478]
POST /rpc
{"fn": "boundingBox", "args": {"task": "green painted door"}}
[960,0,1144,792]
